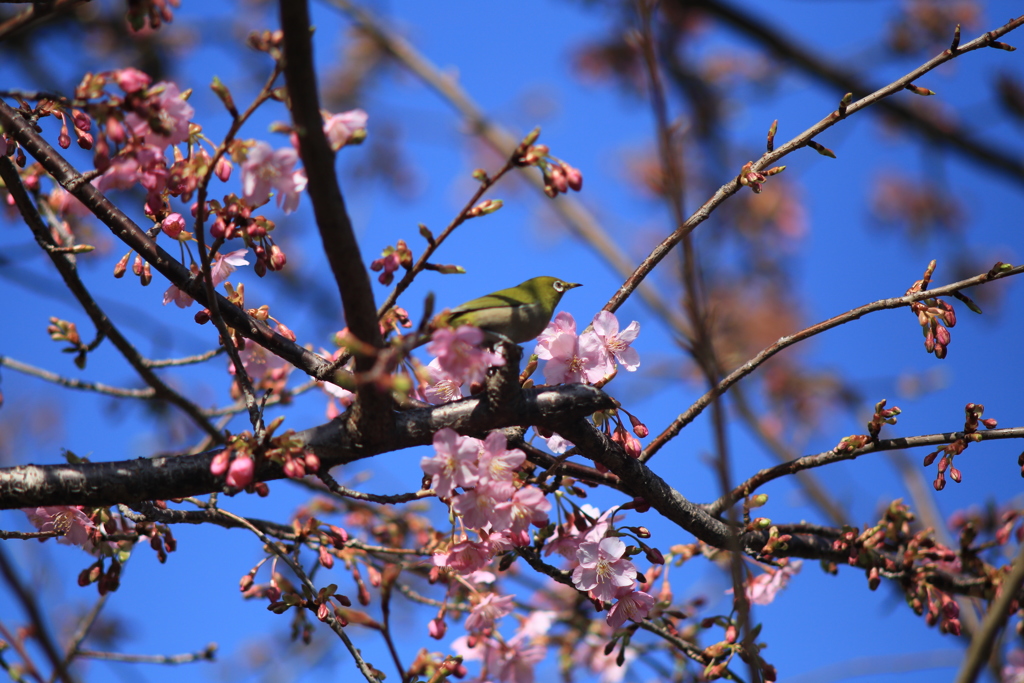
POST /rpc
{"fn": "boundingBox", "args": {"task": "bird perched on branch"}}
[434,276,581,344]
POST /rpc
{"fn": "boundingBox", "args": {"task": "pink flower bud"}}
[428,617,446,639]
[935,325,950,347]
[113,252,130,278]
[209,450,230,476]
[132,253,144,276]
[304,452,320,472]
[215,156,232,182]
[549,167,568,194]
[269,244,287,270]
[106,116,126,144]
[563,164,583,191]
[226,456,255,488]
[140,262,152,286]
[161,212,186,239]
[318,545,335,569]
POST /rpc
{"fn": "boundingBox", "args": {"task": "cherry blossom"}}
[572,536,637,602]
[241,141,308,214]
[743,560,802,606]
[508,486,551,540]
[420,358,466,405]
[421,428,479,497]
[323,108,368,151]
[465,592,515,632]
[452,480,515,530]
[426,325,504,385]
[162,250,249,308]
[433,537,494,575]
[124,82,195,148]
[606,586,655,628]
[535,310,577,358]
[591,310,640,371]
[476,431,525,482]
[23,506,96,550]
[536,320,610,385]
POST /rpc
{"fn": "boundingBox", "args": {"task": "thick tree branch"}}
[0,384,615,509]
[278,0,382,361]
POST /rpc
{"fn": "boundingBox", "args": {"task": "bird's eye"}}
[553,280,566,293]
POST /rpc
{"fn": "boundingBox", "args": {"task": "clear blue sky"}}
[1,1,1022,682]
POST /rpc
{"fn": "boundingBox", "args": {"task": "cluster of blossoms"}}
[15,67,366,311]
[535,310,639,386]
[424,428,656,637]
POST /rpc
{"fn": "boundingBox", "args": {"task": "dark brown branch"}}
[278,0,382,361]
[0,384,615,509]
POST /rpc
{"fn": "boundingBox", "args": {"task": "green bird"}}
[438,276,582,344]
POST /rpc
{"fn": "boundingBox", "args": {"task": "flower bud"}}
[113,252,130,278]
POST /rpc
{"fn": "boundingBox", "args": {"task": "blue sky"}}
[1,1,1023,682]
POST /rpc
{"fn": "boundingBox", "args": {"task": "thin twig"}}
[74,645,216,665]
[1,356,155,398]
[708,427,1024,516]
[645,264,1024,460]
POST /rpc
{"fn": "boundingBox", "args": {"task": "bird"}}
[436,276,581,344]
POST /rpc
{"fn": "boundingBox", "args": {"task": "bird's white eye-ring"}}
[553,280,566,293]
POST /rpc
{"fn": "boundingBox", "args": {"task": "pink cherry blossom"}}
[508,486,551,537]
[323,108,368,151]
[465,592,515,632]
[112,67,152,93]
[606,586,655,628]
[477,431,525,482]
[235,341,290,384]
[124,82,194,148]
[161,212,187,239]
[591,311,640,371]
[744,560,801,606]
[539,326,610,385]
[241,142,308,214]
[452,480,515,530]
[535,311,576,359]
[226,457,254,488]
[543,431,573,454]
[421,358,466,405]
[162,251,248,308]
[572,536,637,603]
[543,505,612,559]
[210,249,249,285]
[433,537,494,575]
[426,325,504,385]
[421,428,479,497]
[323,381,355,419]
[23,506,96,550]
